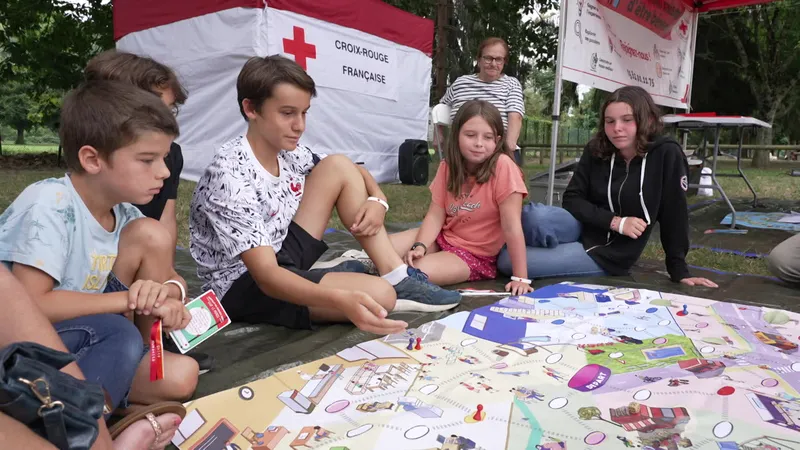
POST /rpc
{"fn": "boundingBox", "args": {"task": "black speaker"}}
[398,139,430,185]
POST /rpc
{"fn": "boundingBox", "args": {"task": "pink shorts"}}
[435,233,497,281]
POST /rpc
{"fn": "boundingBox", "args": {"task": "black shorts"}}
[222,222,328,330]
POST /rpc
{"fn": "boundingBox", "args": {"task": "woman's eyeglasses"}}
[481,56,506,65]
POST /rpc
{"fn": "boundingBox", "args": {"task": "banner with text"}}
[562,0,696,109]
[267,9,399,102]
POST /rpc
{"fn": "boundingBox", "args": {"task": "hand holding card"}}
[169,290,231,354]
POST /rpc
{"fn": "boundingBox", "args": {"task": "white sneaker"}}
[311,250,377,274]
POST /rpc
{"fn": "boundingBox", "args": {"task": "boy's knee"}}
[315,154,358,177]
[169,355,199,401]
[320,154,354,168]
[100,314,145,370]
[120,218,173,254]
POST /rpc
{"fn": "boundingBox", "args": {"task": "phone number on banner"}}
[626,69,655,88]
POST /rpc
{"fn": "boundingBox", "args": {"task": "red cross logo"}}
[678,20,688,35]
[283,26,316,70]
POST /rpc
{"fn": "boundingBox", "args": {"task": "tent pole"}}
[681,11,700,152]
[547,0,569,206]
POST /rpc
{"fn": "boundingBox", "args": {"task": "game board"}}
[171,282,800,450]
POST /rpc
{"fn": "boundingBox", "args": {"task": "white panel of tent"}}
[117,5,431,183]
[117,7,263,182]
[265,8,431,183]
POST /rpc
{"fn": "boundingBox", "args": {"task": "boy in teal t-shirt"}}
[0,80,198,414]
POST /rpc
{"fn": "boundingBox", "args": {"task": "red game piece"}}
[717,386,735,396]
[473,404,484,421]
[415,337,422,350]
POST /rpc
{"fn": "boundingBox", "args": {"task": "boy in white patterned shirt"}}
[190,56,461,335]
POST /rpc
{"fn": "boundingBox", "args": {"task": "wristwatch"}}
[411,242,428,255]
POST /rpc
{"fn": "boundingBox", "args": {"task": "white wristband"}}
[510,276,532,285]
[163,280,187,304]
[618,217,627,234]
[367,196,389,212]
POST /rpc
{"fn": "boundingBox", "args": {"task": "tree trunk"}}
[14,126,25,145]
[751,112,774,168]
[434,0,449,101]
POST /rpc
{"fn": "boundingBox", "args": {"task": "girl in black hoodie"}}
[498,86,717,287]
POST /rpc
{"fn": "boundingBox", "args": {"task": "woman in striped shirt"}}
[439,37,525,163]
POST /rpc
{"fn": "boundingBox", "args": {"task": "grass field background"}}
[2,144,798,276]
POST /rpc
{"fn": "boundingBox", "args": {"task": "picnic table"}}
[662,114,770,228]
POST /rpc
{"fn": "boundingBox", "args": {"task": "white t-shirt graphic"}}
[190,136,326,298]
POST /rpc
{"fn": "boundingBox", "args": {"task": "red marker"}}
[473,404,484,421]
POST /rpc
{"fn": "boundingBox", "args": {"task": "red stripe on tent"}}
[268,0,433,56]
[113,0,265,40]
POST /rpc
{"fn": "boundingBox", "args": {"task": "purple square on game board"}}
[568,364,612,392]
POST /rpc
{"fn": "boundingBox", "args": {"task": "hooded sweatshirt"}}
[562,135,692,281]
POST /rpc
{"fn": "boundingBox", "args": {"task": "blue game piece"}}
[407,338,414,350]
[682,304,688,314]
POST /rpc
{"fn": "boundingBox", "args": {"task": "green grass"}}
[1,144,59,155]
[1,154,797,277]
[0,168,64,211]
[644,160,800,276]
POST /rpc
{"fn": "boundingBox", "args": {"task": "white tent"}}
[114,0,434,183]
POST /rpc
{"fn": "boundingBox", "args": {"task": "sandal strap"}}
[145,412,162,439]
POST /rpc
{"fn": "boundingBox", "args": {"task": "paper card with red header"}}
[169,290,231,354]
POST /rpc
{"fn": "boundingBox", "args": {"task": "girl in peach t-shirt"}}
[389,100,532,295]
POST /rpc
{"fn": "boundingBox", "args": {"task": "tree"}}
[524,68,579,118]
[698,4,800,167]
[577,406,622,427]
[384,0,560,102]
[444,0,559,88]
[565,87,605,131]
[0,0,112,94]
[0,81,36,145]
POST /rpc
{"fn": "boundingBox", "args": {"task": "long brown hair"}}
[588,86,663,159]
[444,100,510,197]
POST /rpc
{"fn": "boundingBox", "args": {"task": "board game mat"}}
[172,282,800,450]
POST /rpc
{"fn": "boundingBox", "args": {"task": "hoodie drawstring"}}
[608,153,652,227]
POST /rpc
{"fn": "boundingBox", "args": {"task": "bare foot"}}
[113,413,181,450]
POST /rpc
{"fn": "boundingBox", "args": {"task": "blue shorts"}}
[54,272,149,412]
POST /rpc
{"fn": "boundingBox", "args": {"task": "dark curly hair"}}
[588,86,663,159]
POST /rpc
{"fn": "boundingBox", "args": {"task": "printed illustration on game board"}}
[171,282,800,450]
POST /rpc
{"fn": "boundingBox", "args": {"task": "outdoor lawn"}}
[2,144,798,277]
